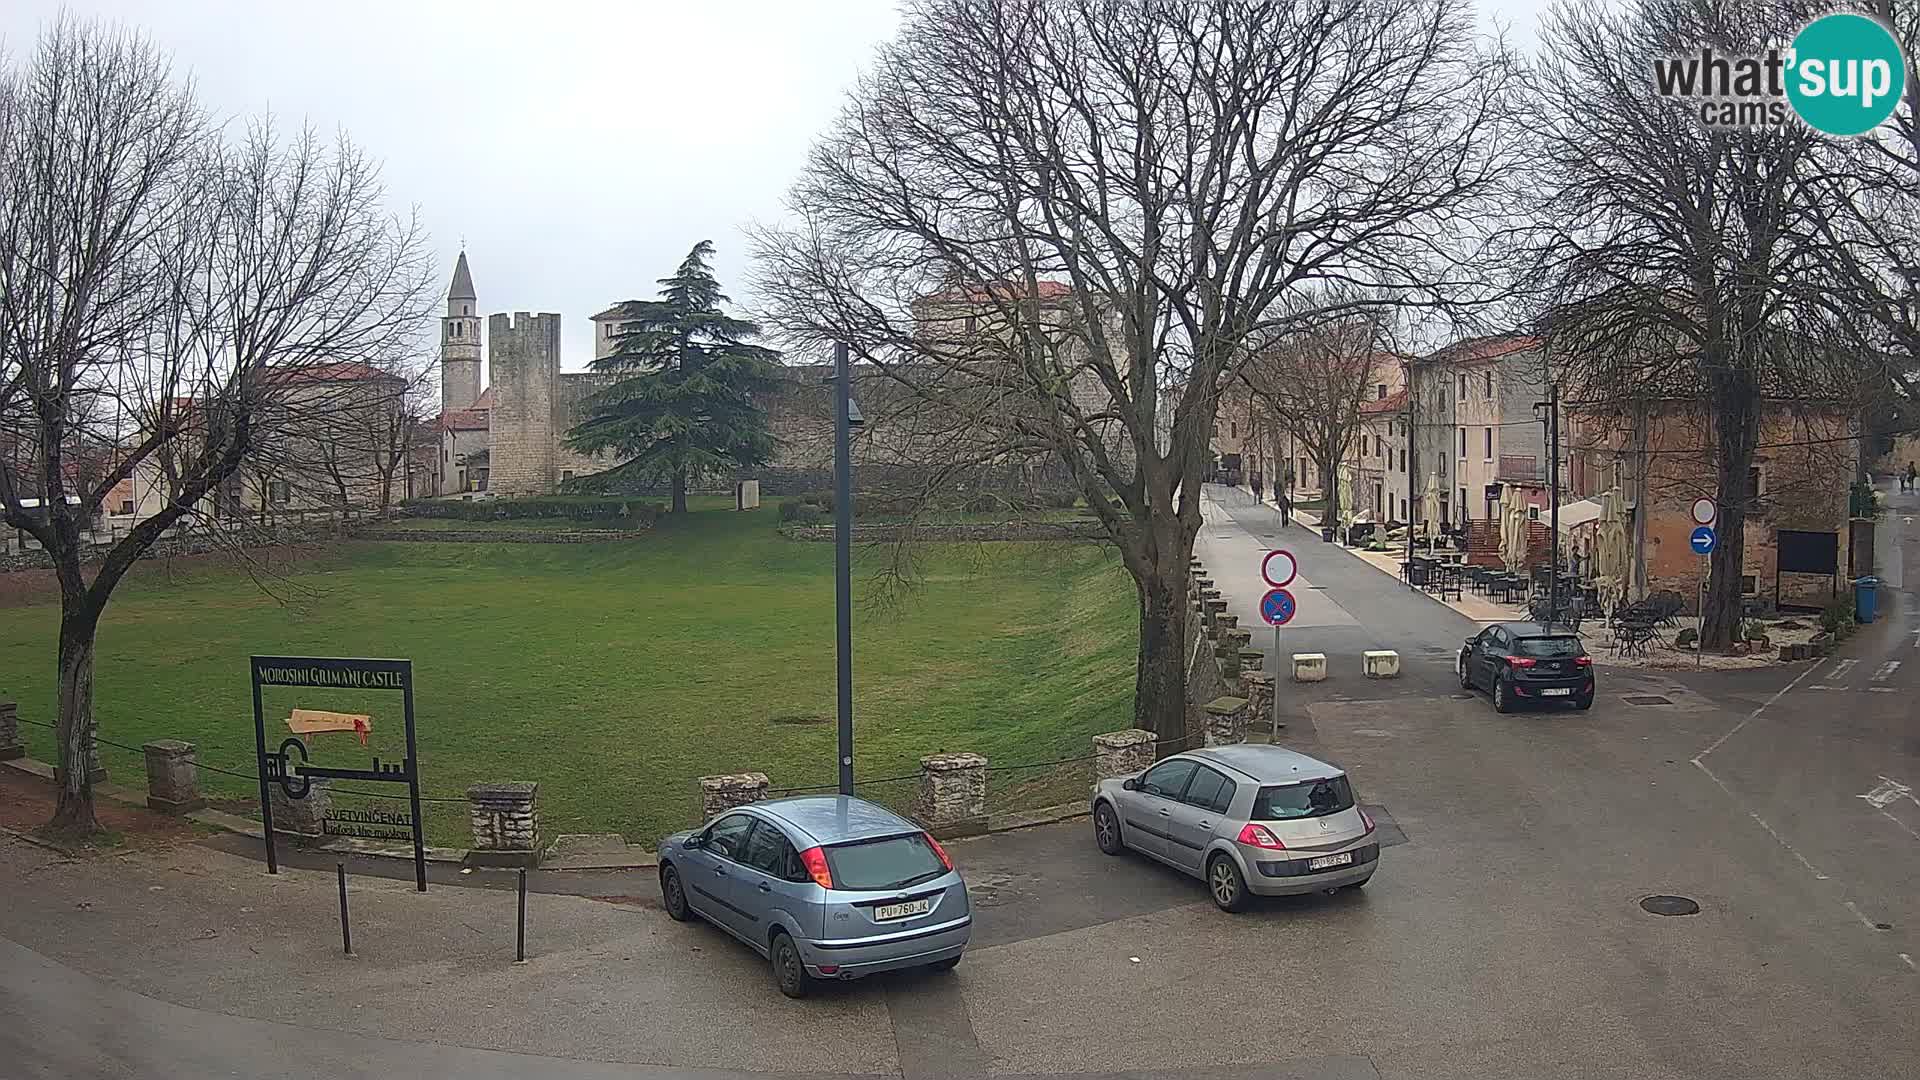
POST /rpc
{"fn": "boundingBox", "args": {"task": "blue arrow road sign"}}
[1260,587,1298,626]
[1690,525,1716,555]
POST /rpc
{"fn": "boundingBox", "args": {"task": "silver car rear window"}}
[1253,775,1355,820]
[825,833,946,891]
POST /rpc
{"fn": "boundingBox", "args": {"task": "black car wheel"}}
[1207,853,1250,913]
[660,864,690,922]
[928,955,961,972]
[1492,677,1514,714]
[1093,802,1124,855]
[771,931,813,999]
[1573,692,1594,711]
[1458,654,1474,690]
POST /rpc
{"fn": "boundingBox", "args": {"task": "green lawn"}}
[0,505,1137,847]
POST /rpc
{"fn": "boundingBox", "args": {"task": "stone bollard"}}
[0,702,21,761]
[1363,650,1402,678]
[1092,729,1156,790]
[269,778,330,838]
[1292,653,1329,682]
[1243,671,1276,729]
[141,740,204,814]
[917,752,988,838]
[1217,614,1238,633]
[1214,639,1242,681]
[467,782,540,866]
[698,772,771,820]
[1203,697,1249,746]
[1203,597,1228,632]
[1237,650,1265,689]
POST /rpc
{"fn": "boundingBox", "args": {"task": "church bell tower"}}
[441,251,482,413]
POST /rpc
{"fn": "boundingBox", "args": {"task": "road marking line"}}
[1805,685,1847,691]
[1873,661,1901,681]
[1693,662,1832,883]
[1901,953,1917,972]
[1829,659,1859,680]
[1868,686,1899,693]
[1860,777,1913,809]
[1880,808,1920,842]
[1846,901,1880,930]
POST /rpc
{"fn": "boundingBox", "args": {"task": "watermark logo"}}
[1653,12,1906,136]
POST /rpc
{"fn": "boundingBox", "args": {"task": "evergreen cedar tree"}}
[568,241,779,512]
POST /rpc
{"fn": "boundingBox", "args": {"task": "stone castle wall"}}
[487,313,562,495]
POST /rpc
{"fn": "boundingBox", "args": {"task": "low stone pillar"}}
[467,782,540,866]
[1363,650,1402,678]
[0,702,21,761]
[1092,729,1156,789]
[1217,613,1238,631]
[1243,671,1275,730]
[1237,649,1265,683]
[1203,697,1249,746]
[142,740,204,814]
[269,778,329,838]
[1292,653,1329,682]
[1214,638,1242,681]
[917,752,988,838]
[1203,597,1228,632]
[698,772,770,819]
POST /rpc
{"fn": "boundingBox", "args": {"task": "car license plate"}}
[1308,852,1354,871]
[874,898,931,921]
[1541,687,1572,696]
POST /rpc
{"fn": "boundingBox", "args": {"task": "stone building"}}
[1567,401,1857,608]
[432,254,1138,499]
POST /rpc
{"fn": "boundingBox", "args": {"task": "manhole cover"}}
[1640,894,1701,916]
[1623,695,1674,707]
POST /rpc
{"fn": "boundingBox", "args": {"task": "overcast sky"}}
[3,0,1551,376]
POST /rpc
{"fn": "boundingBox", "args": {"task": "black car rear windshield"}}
[825,833,946,891]
[1253,775,1355,820]
[1515,636,1583,657]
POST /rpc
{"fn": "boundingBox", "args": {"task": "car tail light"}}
[817,964,840,975]
[923,831,953,871]
[1508,656,1537,668]
[1359,807,1376,834]
[1237,823,1287,850]
[799,846,834,889]
[1574,656,1592,667]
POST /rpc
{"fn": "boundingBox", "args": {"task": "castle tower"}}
[440,251,482,414]
[488,312,563,495]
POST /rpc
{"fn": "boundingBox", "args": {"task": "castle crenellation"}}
[433,253,1129,499]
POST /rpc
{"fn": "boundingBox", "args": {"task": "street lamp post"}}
[830,342,863,796]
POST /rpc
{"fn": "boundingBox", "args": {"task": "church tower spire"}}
[441,251,482,413]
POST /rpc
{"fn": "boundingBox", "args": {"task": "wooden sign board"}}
[286,709,372,737]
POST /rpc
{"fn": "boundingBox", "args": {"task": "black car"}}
[1458,621,1594,712]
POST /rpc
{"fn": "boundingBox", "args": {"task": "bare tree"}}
[1238,317,1394,535]
[753,0,1516,744]
[1510,0,1865,650]
[0,20,434,837]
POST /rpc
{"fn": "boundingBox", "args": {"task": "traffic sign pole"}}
[1272,622,1282,738]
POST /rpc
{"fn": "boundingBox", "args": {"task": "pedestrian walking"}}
[1906,462,1916,493]
[1250,473,1264,503]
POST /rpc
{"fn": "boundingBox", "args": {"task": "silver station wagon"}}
[658,795,970,997]
[1090,744,1379,911]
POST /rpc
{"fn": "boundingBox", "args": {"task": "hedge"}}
[400,496,661,529]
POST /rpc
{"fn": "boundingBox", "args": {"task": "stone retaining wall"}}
[351,528,645,544]
[780,520,1107,543]
[2,524,342,573]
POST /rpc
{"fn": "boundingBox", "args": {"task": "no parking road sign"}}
[1260,587,1298,626]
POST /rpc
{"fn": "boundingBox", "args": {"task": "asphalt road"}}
[3,484,1916,1079]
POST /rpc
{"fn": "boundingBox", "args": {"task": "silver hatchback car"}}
[1090,744,1379,911]
[658,795,971,997]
